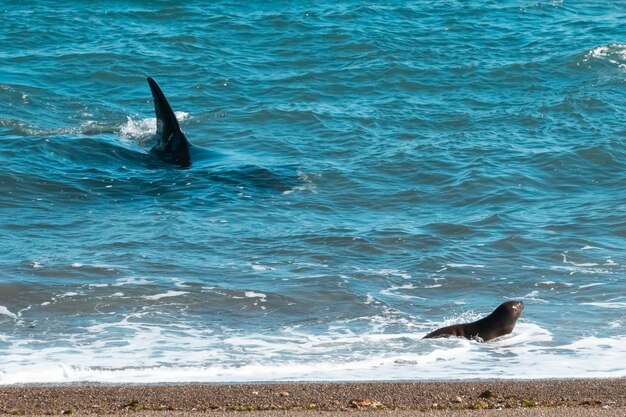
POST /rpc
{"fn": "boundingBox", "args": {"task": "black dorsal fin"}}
[146,77,191,166]
[147,76,181,143]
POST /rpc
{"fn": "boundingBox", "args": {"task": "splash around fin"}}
[147,76,192,167]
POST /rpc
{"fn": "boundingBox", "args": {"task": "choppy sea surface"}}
[1,1,625,384]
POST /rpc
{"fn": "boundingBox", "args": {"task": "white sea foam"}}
[522,290,549,303]
[119,112,189,142]
[377,269,412,279]
[0,306,18,320]
[244,291,267,300]
[172,278,190,288]
[582,302,626,309]
[0,323,622,384]
[143,291,188,300]
[58,292,79,298]
[114,277,150,286]
[585,44,626,69]
[283,169,318,195]
[578,282,605,289]
[380,282,428,300]
[446,263,485,268]
[550,264,615,275]
[355,268,412,280]
[251,264,274,271]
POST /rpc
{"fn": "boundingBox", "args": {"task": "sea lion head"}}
[491,300,524,325]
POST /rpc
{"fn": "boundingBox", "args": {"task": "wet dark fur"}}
[423,301,524,341]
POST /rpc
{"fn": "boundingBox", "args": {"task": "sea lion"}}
[423,300,524,341]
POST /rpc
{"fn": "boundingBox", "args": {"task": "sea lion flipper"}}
[423,326,454,339]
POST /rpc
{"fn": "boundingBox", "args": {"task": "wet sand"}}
[0,379,623,416]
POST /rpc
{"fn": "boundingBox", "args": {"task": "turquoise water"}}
[0,1,625,383]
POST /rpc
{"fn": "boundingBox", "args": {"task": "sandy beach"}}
[0,379,623,416]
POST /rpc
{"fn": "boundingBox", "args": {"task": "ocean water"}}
[0,1,625,384]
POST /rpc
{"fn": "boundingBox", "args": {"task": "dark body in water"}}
[147,76,192,167]
[423,301,524,342]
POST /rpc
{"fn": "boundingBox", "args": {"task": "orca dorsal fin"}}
[147,76,191,166]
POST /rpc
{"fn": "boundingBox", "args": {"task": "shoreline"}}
[0,378,623,416]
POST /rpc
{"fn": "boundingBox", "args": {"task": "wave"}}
[1,324,624,385]
[582,43,626,70]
